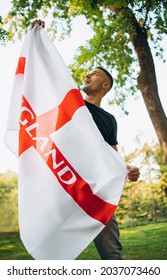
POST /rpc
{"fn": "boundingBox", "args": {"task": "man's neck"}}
[84,95,102,107]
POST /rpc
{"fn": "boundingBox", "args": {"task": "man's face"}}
[83,68,109,95]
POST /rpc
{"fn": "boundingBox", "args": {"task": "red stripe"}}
[39,138,116,225]
[16,57,26,74]
[19,92,116,225]
[37,89,86,133]
[19,89,85,154]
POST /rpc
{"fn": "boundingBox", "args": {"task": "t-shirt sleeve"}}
[107,116,118,146]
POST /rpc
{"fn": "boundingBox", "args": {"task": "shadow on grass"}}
[0,232,33,260]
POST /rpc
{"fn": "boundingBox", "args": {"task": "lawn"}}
[0,222,166,260]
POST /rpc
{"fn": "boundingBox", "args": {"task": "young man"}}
[83,66,139,259]
[31,20,140,260]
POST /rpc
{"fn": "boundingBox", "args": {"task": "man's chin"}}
[82,86,90,94]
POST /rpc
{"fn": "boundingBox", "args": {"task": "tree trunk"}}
[130,19,167,164]
[111,7,167,164]
[129,186,134,227]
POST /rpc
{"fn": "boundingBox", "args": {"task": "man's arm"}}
[112,145,118,151]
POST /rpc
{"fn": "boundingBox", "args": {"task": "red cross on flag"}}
[5,25,127,260]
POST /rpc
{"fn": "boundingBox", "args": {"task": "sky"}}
[0,1,167,173]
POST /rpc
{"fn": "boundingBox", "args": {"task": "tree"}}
[154,143,167,206]
[117,141,167,227]
[0,171,18,232]
[1,0,167,162]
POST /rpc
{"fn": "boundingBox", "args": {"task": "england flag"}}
[4,25,127,259]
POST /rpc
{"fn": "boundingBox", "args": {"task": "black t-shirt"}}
[85,101,118,146]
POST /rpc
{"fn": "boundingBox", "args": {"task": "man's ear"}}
[103,81,110,91]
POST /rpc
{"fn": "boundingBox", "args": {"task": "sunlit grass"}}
[0,223,166,260]
[120,223,167,260]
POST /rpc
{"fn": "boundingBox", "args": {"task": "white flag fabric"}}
[5,25,127,260]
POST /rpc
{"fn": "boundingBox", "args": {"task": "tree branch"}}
[143,0,151,28]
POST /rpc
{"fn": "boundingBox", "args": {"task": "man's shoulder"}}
[100,107,117,124]
[85,100,117,123]
[101,107,116,119]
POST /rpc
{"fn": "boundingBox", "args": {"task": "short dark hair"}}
[96,66,113,90]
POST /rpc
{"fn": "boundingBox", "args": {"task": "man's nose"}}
[86,73,91,78]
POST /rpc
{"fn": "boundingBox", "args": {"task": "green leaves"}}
[1,0,167,132]
[0,171,18,232]
[0,16,8,45]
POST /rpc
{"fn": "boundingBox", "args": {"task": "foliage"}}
[0,171,18,232]
[0,223,166,259]
[0,16,8,44]
[1,1,167,108]
[154,144,167,205]
[117,141,167,228]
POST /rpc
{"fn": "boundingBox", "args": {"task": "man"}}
[83,66,139,259]
[31,20,140,260]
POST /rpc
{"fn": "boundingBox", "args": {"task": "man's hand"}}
[31,19,45,29]
[127,165,140,182]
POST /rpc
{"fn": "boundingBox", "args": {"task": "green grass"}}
[0,232,33,260]
[0,222,166,260]
[120,222,167,260]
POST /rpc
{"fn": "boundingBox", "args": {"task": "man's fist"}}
[31,19,45,28]
[127,165,140,182]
